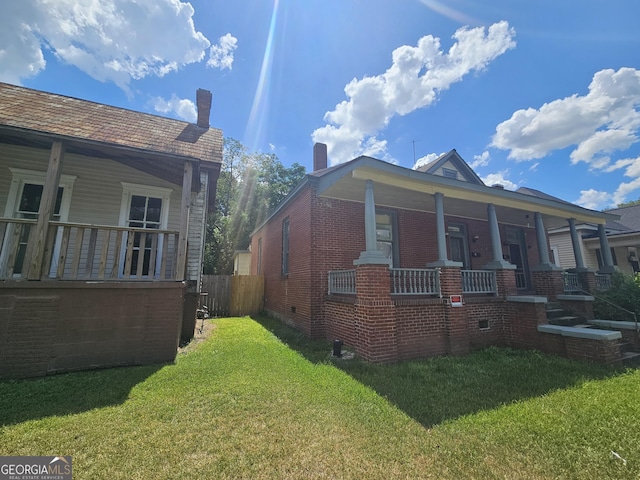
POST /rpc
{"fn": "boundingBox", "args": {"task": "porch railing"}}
[595,273,612,291]
[390,268,440,296]
[0,218,180,281]
[461,269,497,294]
[328,270,356,294]
[562,272,581,293]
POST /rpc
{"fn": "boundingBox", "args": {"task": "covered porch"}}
[317,159,619,362]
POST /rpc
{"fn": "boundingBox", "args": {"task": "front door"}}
[448,224,470,269]
[505,227,530,290]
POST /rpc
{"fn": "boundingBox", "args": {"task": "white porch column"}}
[568,218,587,270]
[427,192,461,268]
[26,140,65,280]
[533,212,560,271]
[354,179,390,266]
[597,223,616,273]
[483,203,515,270]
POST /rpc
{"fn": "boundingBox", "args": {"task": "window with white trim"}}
[119,183,172,277]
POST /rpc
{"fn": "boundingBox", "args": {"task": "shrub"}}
[593,272,640,321]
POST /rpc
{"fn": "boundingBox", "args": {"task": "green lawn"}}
[1,315,639,479]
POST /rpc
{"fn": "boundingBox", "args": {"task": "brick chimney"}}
[313,142,328,171]
[196,89,212,128]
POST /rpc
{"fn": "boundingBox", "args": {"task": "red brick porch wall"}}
[0,282,184,379]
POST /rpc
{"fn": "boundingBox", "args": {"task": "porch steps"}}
[619,341,640,366]
[545,302,584,327]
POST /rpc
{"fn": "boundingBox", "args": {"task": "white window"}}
[119,183,172,278]
[1,168,76,276]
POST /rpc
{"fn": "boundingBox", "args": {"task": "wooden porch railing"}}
[0,218,181,281]
[461,269,497,294]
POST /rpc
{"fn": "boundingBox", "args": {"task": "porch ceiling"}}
[0,129,208,191]
[317,163,614,229]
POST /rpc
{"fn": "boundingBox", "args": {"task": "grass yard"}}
[1,315,640,479]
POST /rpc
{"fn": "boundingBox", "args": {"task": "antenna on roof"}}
[411,139,421,164]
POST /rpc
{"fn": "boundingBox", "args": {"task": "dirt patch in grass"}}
[178,318,216,355]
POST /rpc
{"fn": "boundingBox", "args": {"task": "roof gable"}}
[415,149,484,185]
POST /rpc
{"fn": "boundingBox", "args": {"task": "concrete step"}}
[621,351,640,366]
[548,316,582,326]
[618,341,637,354]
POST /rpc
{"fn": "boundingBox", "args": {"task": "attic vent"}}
[442,168,458,179]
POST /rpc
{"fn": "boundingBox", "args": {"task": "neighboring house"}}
[0,83,222,378]
[233,250,251,275]
[549,204,640,275]
[250,145,621,363]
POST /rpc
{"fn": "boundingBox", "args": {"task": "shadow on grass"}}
[0,364,162,426]
[252,314,621,428]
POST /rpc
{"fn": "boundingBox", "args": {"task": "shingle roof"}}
[0,82,222,164]
[605,204,640,232]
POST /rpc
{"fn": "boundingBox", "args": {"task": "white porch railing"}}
[328,270,356,294]
[461,270,497,294]
[0,218,180,281]
[562,271,581,293]
[390,268,440,296]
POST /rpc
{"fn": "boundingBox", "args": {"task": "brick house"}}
[250,144,623,363]
[0,83,222,378]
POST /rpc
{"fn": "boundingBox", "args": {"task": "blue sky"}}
[2,0,640,210]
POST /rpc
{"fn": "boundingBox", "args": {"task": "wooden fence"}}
[201,275,264,317]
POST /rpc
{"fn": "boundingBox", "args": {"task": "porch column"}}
[597,223,616,273]
[427,192,460,268]
[354,180,390,266]
[568,218,587,270]
[26,140,65,280]
[483,203,515,270]
[176,161,193,280]
[533,212,559,271]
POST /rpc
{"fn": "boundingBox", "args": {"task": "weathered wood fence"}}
[201,275,264,317]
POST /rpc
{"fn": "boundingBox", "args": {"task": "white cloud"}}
[481,171,518,190]
[150,94,196,122]
[470,150,490,169]
[0,0,225,91]
[207,33,238,70]
[529,162,539,172]
[492,68,640,168]
[312,21,516,166]
[576,189,612,210]
[413,152,443,170]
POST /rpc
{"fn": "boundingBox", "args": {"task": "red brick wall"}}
[252,186,315,336]
[532,270,564,299]
[395,299,448,360]
[251,184,555,358]
[466,298,507,350]
[0,282,184,379]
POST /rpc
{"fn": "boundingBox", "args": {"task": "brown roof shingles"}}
[0,82,222,164]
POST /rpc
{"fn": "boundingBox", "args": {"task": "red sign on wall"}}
[450,295,463,307]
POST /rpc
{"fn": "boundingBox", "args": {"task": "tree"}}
[203,138,306,274]
[616,198,640,208]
